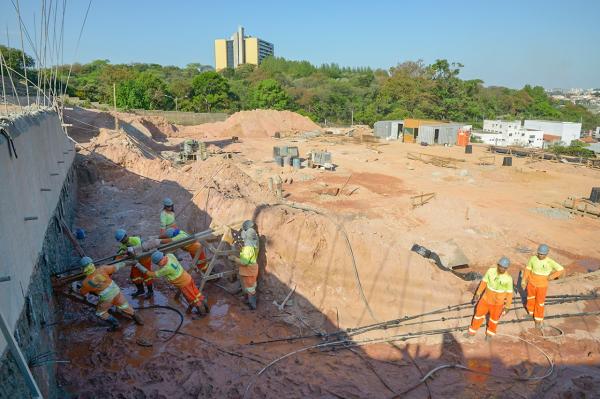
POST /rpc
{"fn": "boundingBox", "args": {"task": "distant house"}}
[374,118,461,145]
[523,120,582,145]
[543,134,562,146]
[473,119,544,148]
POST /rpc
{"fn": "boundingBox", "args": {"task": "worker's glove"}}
[71,281,82,293]
[521,280,527,290]
[127,247,136,256]
[114,261,127,271]
[471,294,480,305]
[135,263,149,274]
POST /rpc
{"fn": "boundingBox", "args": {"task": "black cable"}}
[134,305,184,342]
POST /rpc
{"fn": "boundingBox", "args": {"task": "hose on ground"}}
[390,332,555,398]
[242,310,599,398]
[134,305,184,343]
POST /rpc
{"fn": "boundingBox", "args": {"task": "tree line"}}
[2,45,599,130]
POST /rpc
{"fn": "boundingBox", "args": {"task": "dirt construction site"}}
[36,107,600,398]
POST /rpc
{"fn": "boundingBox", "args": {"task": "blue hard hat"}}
[537,244,549,255]
[166,228,180,238]
[151,251,164,264]
[115,229,127,242]
[497,256,510,268]
[163,198,174,207]
[80,256,93,267]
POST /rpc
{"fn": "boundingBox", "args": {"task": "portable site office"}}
[374,118,460,145]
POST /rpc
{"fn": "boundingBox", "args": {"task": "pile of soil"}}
[178,109,322,139]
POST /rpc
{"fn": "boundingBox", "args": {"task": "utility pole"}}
[351,108,354,127]
[113,83,117,131]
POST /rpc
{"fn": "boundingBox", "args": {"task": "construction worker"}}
[115,229,153,298]
[135,251,210,315]
[160,198,177,235]
[521,244,565,329]
[238,220,260,310]
[77,257,144,331]
[161,228,207,273]
[466,257,513,340]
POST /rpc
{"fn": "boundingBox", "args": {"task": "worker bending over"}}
[467,257,513,340]
[115,229,153,298]
[160,198,177,235]
[161,228,207,273]
[238,220,260,310]
[135,251,209,315]
[521,244,564,329]
[77,257,144,331]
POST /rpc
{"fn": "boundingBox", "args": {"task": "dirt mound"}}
[178,109,322,139]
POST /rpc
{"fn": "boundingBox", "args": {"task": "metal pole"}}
[0,311,43,398]
[175,97,178,112]
[113,83,117,130]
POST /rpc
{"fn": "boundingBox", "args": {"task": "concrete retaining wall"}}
[0,110,77,398]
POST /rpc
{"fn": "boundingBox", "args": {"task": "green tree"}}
[190,71,233,112]
[248,79,291,110]
[0,45,34,76]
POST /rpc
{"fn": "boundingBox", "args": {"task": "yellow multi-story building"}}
[214,26,274,71]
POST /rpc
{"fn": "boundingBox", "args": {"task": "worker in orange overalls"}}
[521,244,565,329]
[77,257,144,331]
[160,228,207,273]
[114,229,153,298]
[160,198,177,235]
[466,257,514,340]
[232,220,260,310]
[135,251,210,315]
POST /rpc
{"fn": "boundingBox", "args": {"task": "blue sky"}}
[1,0,599,89]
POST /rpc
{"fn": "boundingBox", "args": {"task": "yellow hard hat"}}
[83,263,96,275]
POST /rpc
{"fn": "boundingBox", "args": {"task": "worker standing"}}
[161,228,207,273]
[77,257,144,331]
[135,251,209,315]
[466,257,513,340]
[160,198,177,235]
[114,229,153,298]
[521,244,565,329]
[238,220,260,310]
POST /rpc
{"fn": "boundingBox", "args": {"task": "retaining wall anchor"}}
[0,276,10,283]
[57,161,65,164]
[40,188,51,192]
[24,216,38,221]
[50,173,59,176]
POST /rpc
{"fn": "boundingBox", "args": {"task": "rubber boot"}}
[132,312,144,326]
[132,284,145,298]
[144,285,154,299]
[202,297,210,314]
[186,304,194,314]
[485,334,493,342]
[106,315,120,332]
[248,294,257,310]
[463,332,474,340]
[535,320,543,330]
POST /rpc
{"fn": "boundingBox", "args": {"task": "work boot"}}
[106,316,120,332]
[174,291,182,301]
[248,294,257,310]
[535,321,543,330]
[463,332,474,340]
[144,285,154,299]
[201,297,210,314]
[132,312,144,326]
[186,304,194,314]
[485,334,493,342]
[132,284,145,298]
